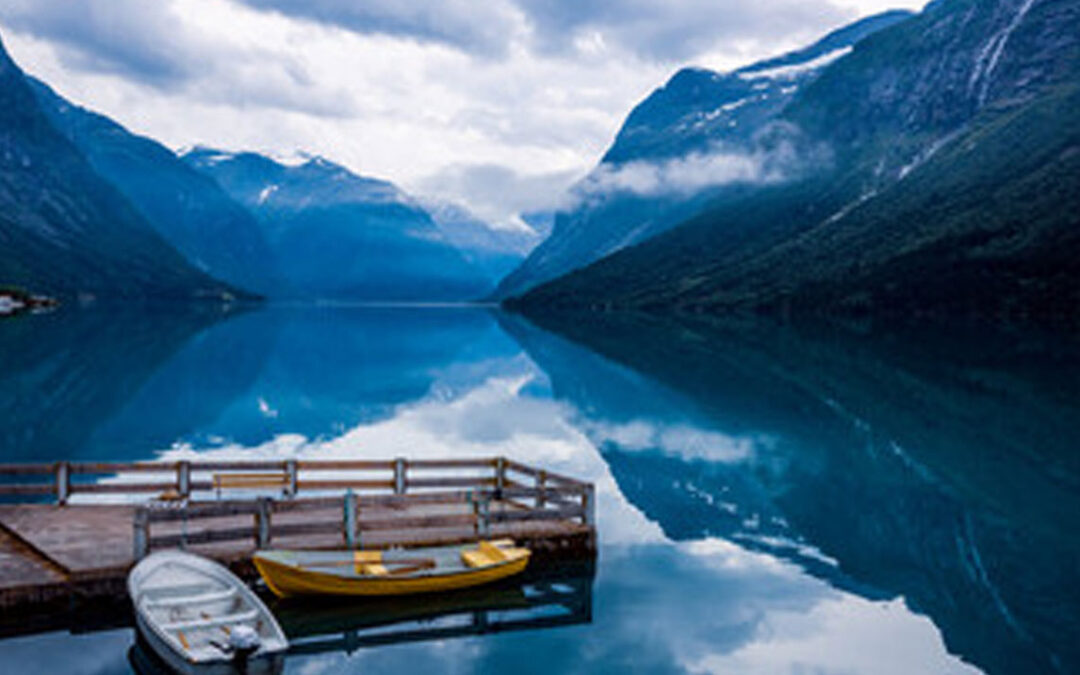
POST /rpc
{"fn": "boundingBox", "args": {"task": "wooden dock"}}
[0,457,596,612]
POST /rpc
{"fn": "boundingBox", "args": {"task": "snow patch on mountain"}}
[737,47,853,81]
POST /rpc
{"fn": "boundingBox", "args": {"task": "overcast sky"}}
[0,0,924,229]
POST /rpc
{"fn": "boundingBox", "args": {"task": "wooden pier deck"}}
[0,458,596,611]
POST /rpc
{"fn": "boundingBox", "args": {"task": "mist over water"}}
[1,305,1077,674]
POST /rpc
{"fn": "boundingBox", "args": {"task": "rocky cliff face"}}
[0,32,235,300]
[494,11,913,299]
[514,0,1080,320]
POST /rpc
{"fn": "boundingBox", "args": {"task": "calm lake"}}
[1,305,1078,674]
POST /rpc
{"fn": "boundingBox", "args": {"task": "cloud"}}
[0,0,356,117]
[414,163,582,229]
[227,0,864,64]
[238,0,524,57]
[575,122,828,200]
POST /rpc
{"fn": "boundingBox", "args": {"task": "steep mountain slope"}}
[513,0,1080,320]
[0,33,235,300]
[494,11,913,299]
[29,79,277,296]
[184,149,492,301]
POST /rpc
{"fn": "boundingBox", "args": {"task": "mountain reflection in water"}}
[0,305,1076,674]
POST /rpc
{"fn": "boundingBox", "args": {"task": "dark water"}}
[1,305,1078,674]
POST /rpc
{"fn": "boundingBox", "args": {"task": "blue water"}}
[1,305,1078,674]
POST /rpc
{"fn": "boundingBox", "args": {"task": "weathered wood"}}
[297,460,395,471]
[358,513,477,532]
[298,479,396,491]
[406,458,496,470]
[406,477,495,489]
[493,507,585,524]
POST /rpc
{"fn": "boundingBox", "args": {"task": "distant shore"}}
[0,287,59,316]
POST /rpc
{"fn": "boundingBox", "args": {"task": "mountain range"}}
[2,0,1077,318]
[181,148,498,301]
[0,30,532,302]
[507,0,1080,321]
[494,10,913,299]
[0,32,236,301]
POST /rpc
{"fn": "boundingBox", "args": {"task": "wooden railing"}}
[0,457,592,559]
[0,457,592,507]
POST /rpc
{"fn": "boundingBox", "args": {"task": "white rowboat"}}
[128,551,288,675]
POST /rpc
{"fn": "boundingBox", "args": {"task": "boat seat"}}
[161,608,257,632]
[462,540,526,568]
[144,588,238,609]
[359,563,389,576]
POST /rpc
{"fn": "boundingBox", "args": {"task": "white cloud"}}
[575,124,826,200]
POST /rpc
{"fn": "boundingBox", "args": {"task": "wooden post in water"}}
[394,458,407,495]
[177,461,191,499]
[343,490,358,549]
[55,461,70,506]
[133,508,149,560]
[255,497,272,549]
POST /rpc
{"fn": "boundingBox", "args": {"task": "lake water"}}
[1,305,1078,674]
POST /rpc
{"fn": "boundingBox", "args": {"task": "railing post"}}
[536,470,547,509]
[394,457,407,495]
[476,492,491,539]
[582,484,596,527]
[495,457,506,494]
[177,461,191,499]
[55,461,70,505]
[344,490,357,549]
[285,459,298,498]
[133,508,149,560]
[255,497,272,549]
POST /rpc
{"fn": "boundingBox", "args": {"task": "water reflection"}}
[514,311,1080,675]
[1,305,1077,673]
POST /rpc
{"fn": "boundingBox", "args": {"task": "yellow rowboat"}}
[253,540,531,598]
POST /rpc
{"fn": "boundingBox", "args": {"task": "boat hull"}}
[134,612,285,675]
[254,545,530,598]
